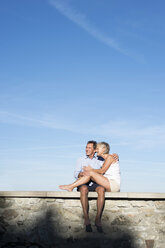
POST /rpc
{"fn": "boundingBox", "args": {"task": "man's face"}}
[86,143,95,157]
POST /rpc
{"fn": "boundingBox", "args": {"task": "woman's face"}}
[96,145,104,156]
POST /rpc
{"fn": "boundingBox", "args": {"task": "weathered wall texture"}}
[0,192,165,248]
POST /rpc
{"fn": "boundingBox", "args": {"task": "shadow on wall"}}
[0,198,137,248]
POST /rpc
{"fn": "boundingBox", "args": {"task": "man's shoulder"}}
[78,155,104,161]
[77,156,86,162]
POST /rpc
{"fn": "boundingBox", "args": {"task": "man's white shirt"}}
[74,155,104,180]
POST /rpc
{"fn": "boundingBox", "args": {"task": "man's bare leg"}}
[79,185,90,225]
[95,186,105,227]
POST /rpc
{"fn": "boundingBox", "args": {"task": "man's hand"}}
[78,172,85,178]
[83,165,92,176]
[112,153,119,161]
[83,165,92,172]
[83,171,90,176]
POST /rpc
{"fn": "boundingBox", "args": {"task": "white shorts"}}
[106,178,120,192]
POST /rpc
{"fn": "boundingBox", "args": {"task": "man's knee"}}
[96,186,105,196]
[79,185,89,195]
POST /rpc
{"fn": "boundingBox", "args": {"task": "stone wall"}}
[0,192,165,248]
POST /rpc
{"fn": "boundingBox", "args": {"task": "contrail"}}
[49,0,130,56]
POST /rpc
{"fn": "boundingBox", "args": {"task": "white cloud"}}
[1,110,165,149]
[0,110,71,130]
[0,144,84,153]
[89,120,165,148]
[122,159,165,166]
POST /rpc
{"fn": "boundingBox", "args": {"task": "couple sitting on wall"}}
[59,140,121,233]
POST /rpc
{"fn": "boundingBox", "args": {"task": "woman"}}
[59,142,120,192]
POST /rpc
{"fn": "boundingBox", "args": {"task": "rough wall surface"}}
[0,192,165,248]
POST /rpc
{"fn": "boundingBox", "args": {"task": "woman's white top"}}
[104,161,121,186]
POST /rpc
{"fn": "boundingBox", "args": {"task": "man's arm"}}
[74,157,84,179]
[112,153,119,161]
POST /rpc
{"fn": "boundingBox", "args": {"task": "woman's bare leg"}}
[90,171,111,192]
[59,176,91,191]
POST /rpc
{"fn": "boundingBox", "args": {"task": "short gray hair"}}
[98,142,110,154]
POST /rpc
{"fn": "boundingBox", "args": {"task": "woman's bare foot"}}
[59,185,73,191]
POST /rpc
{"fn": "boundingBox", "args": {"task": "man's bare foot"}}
[84,219,92,232]
[95,218,102,227]
[84,219,91,226]
[85,224,92,232]
[95,218,103,233]
[59,185,73,191]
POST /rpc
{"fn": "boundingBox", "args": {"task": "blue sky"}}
[0,0,165,192]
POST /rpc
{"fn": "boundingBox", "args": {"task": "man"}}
[74,140,116,233]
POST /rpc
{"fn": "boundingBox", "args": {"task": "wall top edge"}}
[0,191,165,199]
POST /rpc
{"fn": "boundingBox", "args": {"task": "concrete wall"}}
[0,192,165,248]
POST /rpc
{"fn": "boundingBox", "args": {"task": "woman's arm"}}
[94,155,114,174]
[84,155,114,175]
